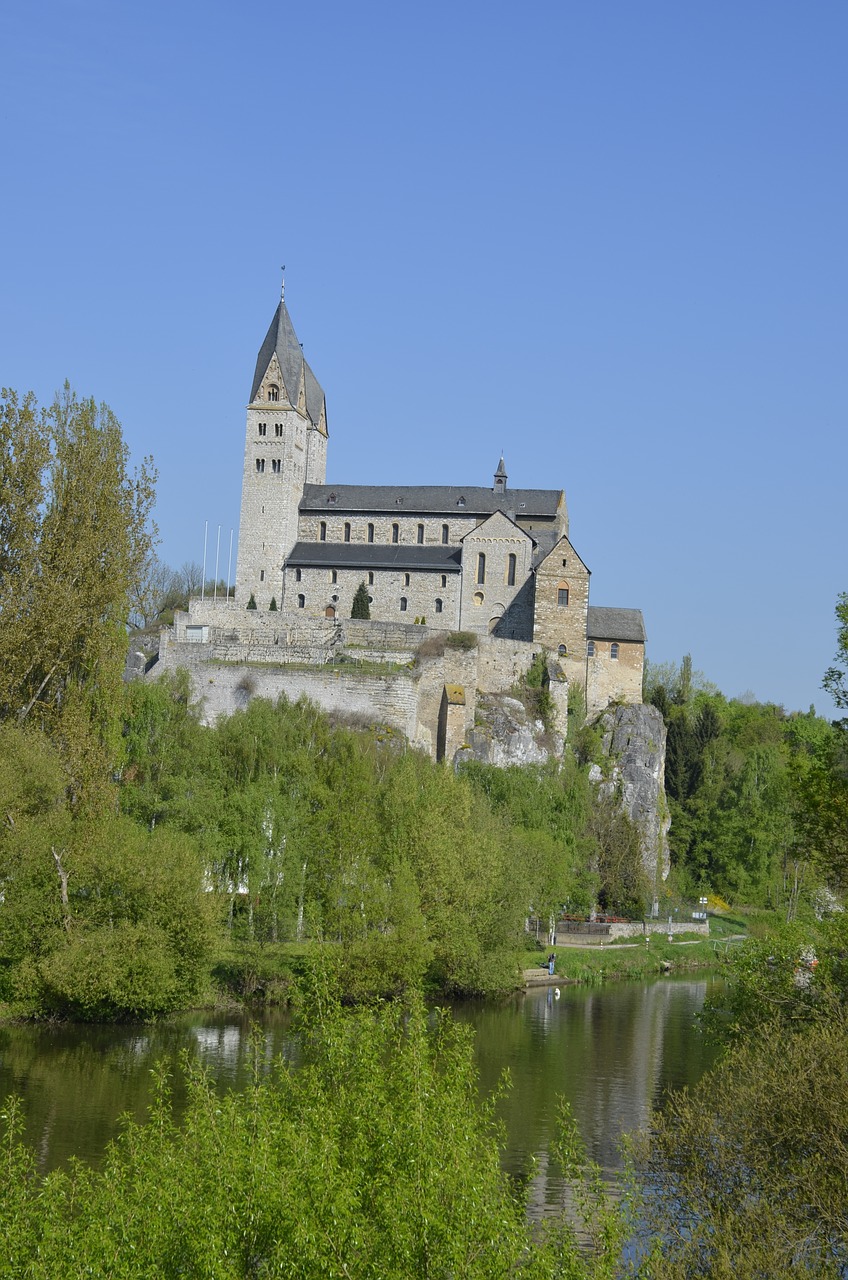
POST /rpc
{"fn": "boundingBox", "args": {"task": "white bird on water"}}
[554,988,560,999]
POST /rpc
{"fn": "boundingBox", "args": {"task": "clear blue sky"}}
[2,1,846,715]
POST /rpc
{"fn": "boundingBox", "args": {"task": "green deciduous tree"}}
[0,386,156,808]
[633,1011,848,1278]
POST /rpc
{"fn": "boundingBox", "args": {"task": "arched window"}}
[255,458,265,473]
[404,572,410,586]
[330,569,338,584]
[476,553,486,585]
[506,553,516,586]
[367,523,375,543]
[557,582,569,607]
[258,423,267,436]
[295,568,302,582]
[473,591,484,606]
[268,385,279,402]
[441,524,449,544]
[587,640,595,657]
[611,642,619,659]
[271,459,281,473]
[297,594,305,609]
[417,523,424,544]
[435,598,443,613]
[368,571,374,585]
[344,522,351,542]
[400,597,408,612]
[319,521,327,542]
[392,523,399,544]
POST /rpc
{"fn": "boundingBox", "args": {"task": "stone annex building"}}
[157,289,647,755]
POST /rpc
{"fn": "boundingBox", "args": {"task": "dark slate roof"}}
[587,606,646,643]
[300,484,563,519]
[531,528,565,569]
[250,300,326,428]
[286,542,463,573]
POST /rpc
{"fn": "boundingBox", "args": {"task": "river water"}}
[0,975,721,1210]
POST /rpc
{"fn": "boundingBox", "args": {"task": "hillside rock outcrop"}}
[591,703,670,884]
[454,694,563,768]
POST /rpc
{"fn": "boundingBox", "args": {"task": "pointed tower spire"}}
[249,288,326,432]
[494,455,507,495]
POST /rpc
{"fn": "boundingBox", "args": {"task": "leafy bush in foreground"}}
[0,992,623,1279]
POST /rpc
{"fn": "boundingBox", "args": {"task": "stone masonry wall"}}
[533,536,591,694]
[282,563,460,627]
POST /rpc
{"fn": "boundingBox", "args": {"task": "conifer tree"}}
[351,582,370,619]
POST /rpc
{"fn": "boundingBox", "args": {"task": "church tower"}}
[235,288,328,607]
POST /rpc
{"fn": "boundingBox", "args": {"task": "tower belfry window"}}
[275,423,283,437]
[258,423,267,436]
[271,459,281,473]
[268,385,279,402]
[255,458,265,474]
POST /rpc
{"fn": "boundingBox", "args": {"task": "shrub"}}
[445,631,477,651]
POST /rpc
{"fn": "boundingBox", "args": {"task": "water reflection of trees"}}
[453,978,720,1216]
[0,1012,293,1172]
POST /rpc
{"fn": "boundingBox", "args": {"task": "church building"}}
[234,288,646,709]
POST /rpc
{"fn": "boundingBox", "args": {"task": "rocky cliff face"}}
[454,697,670,889]
[591,703,670,885]
[453,694,563,769]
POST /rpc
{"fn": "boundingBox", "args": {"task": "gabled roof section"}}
[250,300,326,429]
[459,509,535,544]
[587,606,646,643]
[300,484,564,520]
[535,534,590,574]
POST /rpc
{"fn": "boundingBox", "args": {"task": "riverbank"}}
[524,931,743,988]
[521,913,749,988]
[0,918,750,1024]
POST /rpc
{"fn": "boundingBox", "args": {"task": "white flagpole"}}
[226,529,234,605]
[201,521,208,601]
[214,525,221,602]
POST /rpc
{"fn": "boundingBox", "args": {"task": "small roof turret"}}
[250,292,326,430]
[494,455,507,494]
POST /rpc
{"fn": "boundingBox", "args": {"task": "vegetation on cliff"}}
[645,651,844,912]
